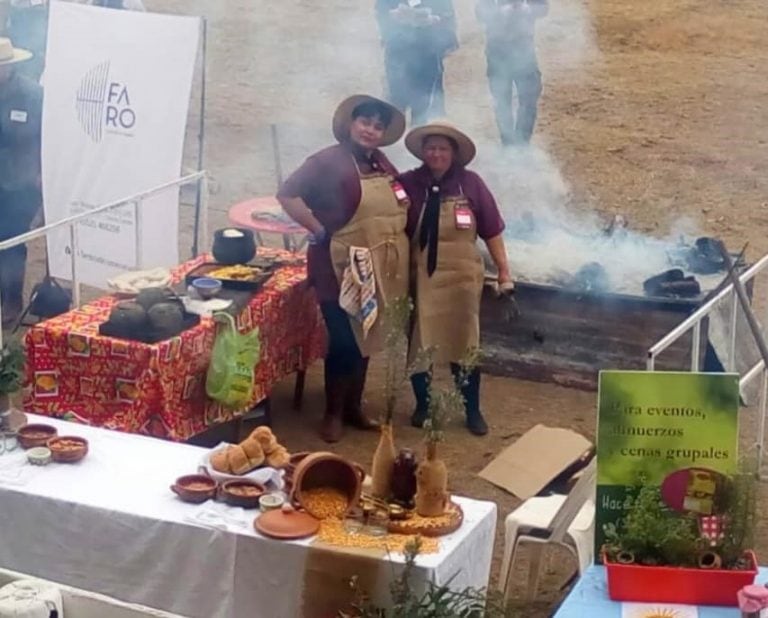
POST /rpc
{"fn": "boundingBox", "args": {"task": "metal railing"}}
[0,171,208,348]
[647,252,768,474]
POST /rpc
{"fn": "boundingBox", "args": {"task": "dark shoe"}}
[343,358,378,431]
[410,408,428,429]
[451,365,489,436]
[320,413,343,443]
[466,411,489,436]
[322,365,348,443]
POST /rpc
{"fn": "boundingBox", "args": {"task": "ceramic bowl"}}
[220,480,265,509]
[17,424,58,450]
[171,474,217,504]
[27,447,52,466]
[259,493,285,513]
[47,436,88,463]
[191,277,223,300]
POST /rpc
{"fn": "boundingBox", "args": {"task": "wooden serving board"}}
[387,502,463,537]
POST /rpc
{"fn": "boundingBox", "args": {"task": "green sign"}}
[595,371,740,558]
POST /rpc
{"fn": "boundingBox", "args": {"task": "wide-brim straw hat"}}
[0,38,32,66]
[405,121,477,167]
[332,94,406,148]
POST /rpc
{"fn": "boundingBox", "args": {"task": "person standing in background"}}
[0,37,42,328]
[376,0,458,126]
[477,0,548,146]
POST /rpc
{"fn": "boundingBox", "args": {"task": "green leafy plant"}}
[340,538,517,618]
[713,454,759,568]
[603,481,703,567]
[0,340,25,397]
[424,347,481,444]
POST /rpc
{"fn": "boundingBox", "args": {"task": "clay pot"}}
[414,441,449,517]
[220,480,265,509]
[47,436,88,463]
[107,301,147,337]
[136,287,176,311]
[171,474,217,504]
[286,451,365,519]
[698,551,722,570]
[254,503,320,540]
[17,423,57,450]
[147,302,184,335]
[212,228,257,266]
[370,423,396,500]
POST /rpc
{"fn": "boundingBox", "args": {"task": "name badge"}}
[10,110,28,123]
[391,181,409,203]
[455,207,473,230]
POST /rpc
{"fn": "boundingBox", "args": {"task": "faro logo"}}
[75,61,137,142]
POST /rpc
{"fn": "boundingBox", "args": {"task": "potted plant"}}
[370,297,414,500]
[0,340,25,430]
[414,349,479,518]
[602,460,759,607]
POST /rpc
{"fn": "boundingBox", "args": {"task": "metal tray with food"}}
[184,262,276,292]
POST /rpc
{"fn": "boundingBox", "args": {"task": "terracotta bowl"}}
[220,480,265,509]
[171,474,217,504]
[47,436,88,463]
[18,424,58,450]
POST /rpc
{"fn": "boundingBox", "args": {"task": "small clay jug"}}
[415,441,449,517]
[370,423,396,500]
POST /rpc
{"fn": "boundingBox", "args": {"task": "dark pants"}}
[411,364,482,417]
[487,53,542,145]
[385,48,445,126]
[320,301,364,377]
[0,186,40,318]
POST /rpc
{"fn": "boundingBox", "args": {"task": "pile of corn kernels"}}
[301,487,349,520]
[316,520,439,554]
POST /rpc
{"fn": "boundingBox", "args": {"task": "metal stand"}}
[191,17,208,258]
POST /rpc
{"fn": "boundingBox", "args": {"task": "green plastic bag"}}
[206,312,261,408]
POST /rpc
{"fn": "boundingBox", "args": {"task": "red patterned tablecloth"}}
[23,250,326,441]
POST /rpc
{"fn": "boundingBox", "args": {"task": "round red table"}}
[228,197,308,251]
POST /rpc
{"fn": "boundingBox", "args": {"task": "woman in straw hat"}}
[0,36,42,328]
[399,122,513,435]
[278,95,410,443]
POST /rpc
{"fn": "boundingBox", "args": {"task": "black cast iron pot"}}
[212,228,257,265]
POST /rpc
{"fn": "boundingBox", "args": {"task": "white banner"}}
[42,2,199,288]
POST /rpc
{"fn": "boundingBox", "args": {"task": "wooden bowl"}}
[220,480,265,509]
[18,424,58,450]
[47,436,88,463]
[171,474,217,504]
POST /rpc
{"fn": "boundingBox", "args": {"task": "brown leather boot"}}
[344,358,379,430]
[321,370,347,443]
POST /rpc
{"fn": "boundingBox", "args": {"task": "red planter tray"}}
[604,550,758,607]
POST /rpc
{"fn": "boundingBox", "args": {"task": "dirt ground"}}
[19,0,768,614]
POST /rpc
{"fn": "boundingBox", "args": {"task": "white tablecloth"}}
[0,416,497,618]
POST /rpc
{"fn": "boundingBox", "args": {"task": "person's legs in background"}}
[410,369,431,428]
[409,54,444,126]
[344,355,378,431]
[486,52,516,147]
[450,363,488,436]
[0,186,38,329]
[319,302,365,443]
[513,68,543,144]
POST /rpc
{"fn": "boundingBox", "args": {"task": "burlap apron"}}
[410,191,484,366]
[330,162,409,357]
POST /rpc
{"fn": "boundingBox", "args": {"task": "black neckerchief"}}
[419,179,442,277]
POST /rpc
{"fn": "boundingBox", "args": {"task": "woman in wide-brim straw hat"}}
[399,121,514,436]
[278,94,410,443]
[0,37,43,328]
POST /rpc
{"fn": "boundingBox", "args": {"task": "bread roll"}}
[210,449,229,473]
[266,445,290,469]
[227,445,251,475]
[251,426,279,454]
[241,436,265,467]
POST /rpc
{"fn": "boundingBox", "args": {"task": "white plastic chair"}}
[498,458,597,602]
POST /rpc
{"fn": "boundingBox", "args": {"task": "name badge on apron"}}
[455,207,473,230]
[391,181,409,205]
[10,110,28,123]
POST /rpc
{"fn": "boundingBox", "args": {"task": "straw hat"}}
[405,121,477,166]
[0,38,32,66]
[332,94,406,148]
